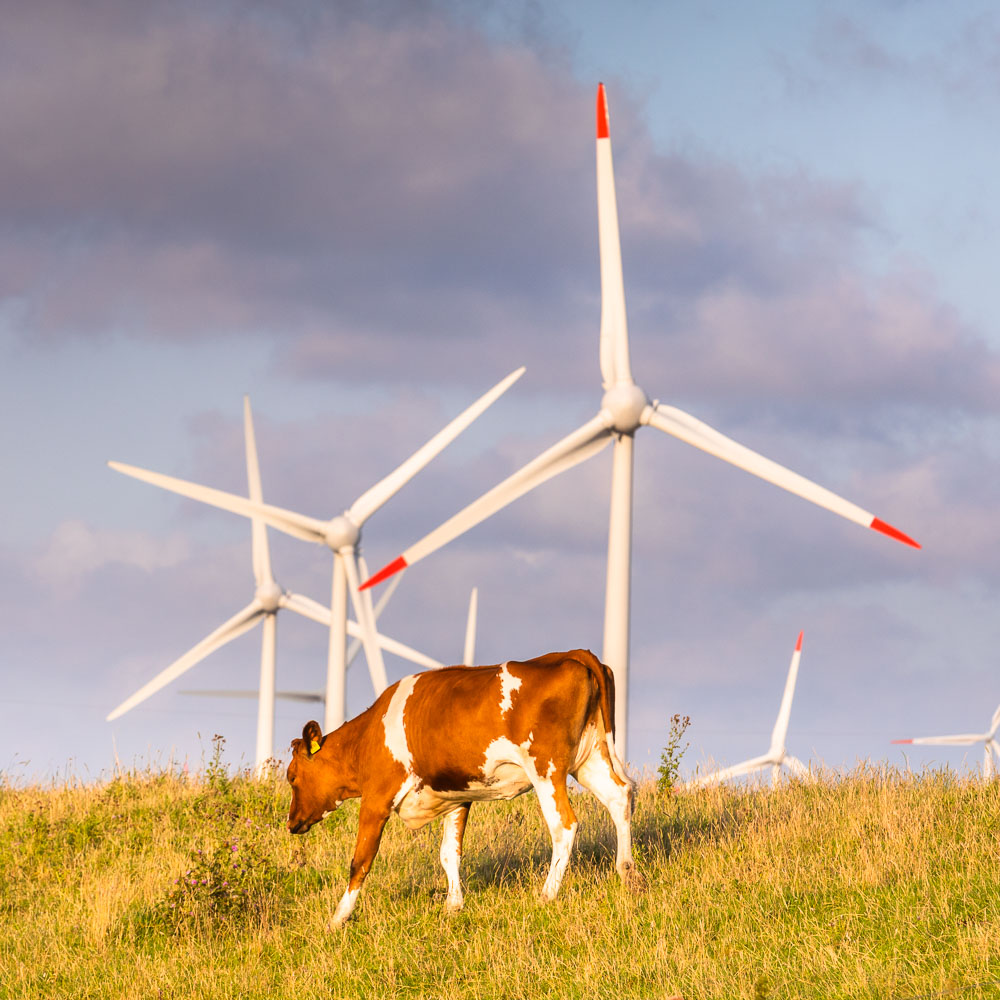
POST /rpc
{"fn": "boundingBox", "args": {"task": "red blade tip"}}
[795,631,803,652]
[359,556,408,591]
[596,83,609,139]
[870,517,920,549]
[891,739,914,744]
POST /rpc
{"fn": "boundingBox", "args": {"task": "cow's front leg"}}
[330,805,390,929]
[534,771,577,902]
[439,803,471,914]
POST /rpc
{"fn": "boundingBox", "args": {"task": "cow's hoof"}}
[443,900,464,916]
[619,863,647,893]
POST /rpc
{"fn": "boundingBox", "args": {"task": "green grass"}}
[2,756,1000,999]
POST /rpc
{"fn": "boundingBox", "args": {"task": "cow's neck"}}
[321,708,373,798]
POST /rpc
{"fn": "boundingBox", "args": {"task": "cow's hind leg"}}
[534,770,578,902]
[330,805,390,929]
[574,744,636,884]
[439,803,470,913]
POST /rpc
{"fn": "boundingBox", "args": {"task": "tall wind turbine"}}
[686,631,811,788]
[893,703,1000,778]
[362,84,919,759]
[109,369,524,732]
[107,397,445,771]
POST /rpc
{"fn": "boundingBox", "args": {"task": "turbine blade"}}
[360,555,404,622]
[783,755,810,779]
[990,703,1000,738]
[345,618,444,671]
[643,404,920,549]
[108,461,329,544]
[891,734,985,746]
[343,550,389,692]
[361,413,615,589]
[106,602,264,721]
[345,630,363,669]
[280,591,333,627]
[596,83,631,389]
[464,586,478,666]
[348,367,526,525]
[345,556,403,666]
[182,687,326,704]
[686,754,772,788]
[769,631,803,754]
[243,396,273,586]
[985,744,994,778]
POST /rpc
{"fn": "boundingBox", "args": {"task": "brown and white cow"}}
[286,649,635,928]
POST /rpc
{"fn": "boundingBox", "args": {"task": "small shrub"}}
[154,829,284,932]
[657,713,691,794]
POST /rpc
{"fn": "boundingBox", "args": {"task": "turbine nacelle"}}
[323,514,361,551]
[255,580,284,613]
[601,383,650,434]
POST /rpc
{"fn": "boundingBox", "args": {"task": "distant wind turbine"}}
[362,83,919,760]
[109,369,523,731]
[686,631,811,788]
[893,702,1000,778]
[189,584,481,716]
[107,397,444,772]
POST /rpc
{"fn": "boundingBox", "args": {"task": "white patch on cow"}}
[535,777,577,901]
[480,736,536,797]
[382,673,418,768]
[498,662,522,715]
[575,736,635,879]
[396,783,451,829]
[330,886,360,929]
[391,773,419,811]
[439,808,465,912]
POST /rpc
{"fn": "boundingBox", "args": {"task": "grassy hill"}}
[2,742,999,999]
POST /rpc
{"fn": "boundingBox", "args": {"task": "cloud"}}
[30,519,191,594]
[5,0,999,431]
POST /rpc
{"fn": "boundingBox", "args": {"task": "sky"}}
[5,0,1000,783]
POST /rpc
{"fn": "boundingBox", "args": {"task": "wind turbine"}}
[107,397,445,772]
[189,583,481,714]
[361,83,920,760]
[109,368,524,732]
[893,703,1000,778]
[686,631,811,788]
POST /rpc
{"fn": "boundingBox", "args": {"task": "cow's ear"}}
[302,720,323,756]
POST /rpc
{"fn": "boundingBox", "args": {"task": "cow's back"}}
[372,650,609,801]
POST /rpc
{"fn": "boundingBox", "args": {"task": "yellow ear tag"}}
[309,739,321,755]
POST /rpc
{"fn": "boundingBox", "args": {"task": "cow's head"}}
[286,721,346,834]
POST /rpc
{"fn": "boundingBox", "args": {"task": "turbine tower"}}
[893,702,1000,778]
[107,397,444,771]
[362,84,919,760]
[109,369,523,731]
[686,631,810,788]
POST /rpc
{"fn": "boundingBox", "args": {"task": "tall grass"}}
[2,752,999,999]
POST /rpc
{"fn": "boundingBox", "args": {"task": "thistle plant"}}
[657,713,691,794]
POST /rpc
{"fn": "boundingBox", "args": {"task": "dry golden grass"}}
[2,759,999,999]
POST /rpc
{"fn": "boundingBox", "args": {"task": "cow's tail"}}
[571,649,630,783]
